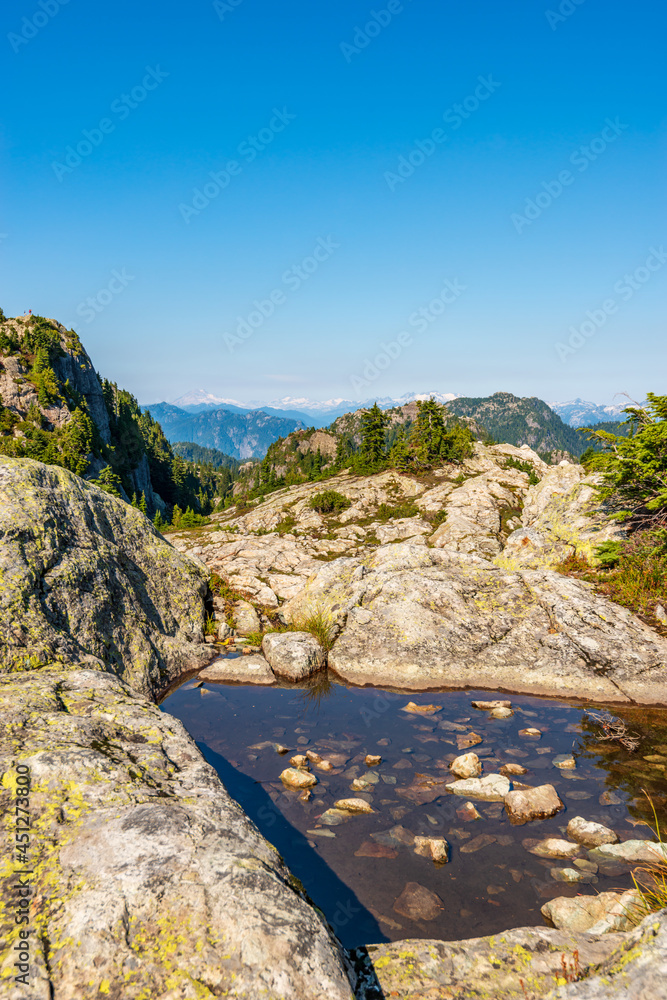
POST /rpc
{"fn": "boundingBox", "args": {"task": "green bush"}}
[594,540,623,568]
[309,490,351,515]
[375,501,419,522]
[504,456,540,485]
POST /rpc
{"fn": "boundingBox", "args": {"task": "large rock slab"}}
[0,668,353,1000]
[289,543,667,702]
[262,631,326,681]
[497,463,627,572]
[354,923,626,999]
[0,457,212,698]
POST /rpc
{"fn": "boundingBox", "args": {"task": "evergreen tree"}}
[171,503,183,528]
[389,429,412,471]
[153,509,164,530]
[61,408,94,476]
[411,398,446,465]
[92,465,123,497]
[30,346,61,406]
[130,492,139,508]
[139,491,148,515]
[360,403,389,467]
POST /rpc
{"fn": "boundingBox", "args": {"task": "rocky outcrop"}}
[498,460,626,571]
[0,457,354,999]
[0,456,211,695]
[283,542,667,703]
[0,668,353,999]
[171,442,667,704]
[353,912,667,999]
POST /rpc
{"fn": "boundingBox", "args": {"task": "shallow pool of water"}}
[162,674,667,948]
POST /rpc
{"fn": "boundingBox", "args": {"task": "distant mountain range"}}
[548,397,628,428]
[143,390,630,461]
[144,403,305,460]
[162,389,460,427]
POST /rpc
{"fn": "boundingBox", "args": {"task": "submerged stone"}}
[447,773,511,801]
[393,882,444,921]
[280,767,318,789]
[450,752,482,779]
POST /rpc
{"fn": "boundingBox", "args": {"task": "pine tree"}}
[139,491,147,515]
[130,492,139,508]
[389,429,412,471]
[153,509,164,530]
[360,403,389,467]
[412,398,446,465]
[171,503,183,528]
[61,408,94,476]
[92,465,123,497]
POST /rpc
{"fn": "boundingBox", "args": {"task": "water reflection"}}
[162,677,667,947]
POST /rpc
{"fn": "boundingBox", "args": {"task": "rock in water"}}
[450,752,482,778]
[504,783,564,824]
[447,773,511,801]
[281,767,318,789]
[199,655,275,685]
[541,889,643,933]
[401,701,442,715]
[393,882,444,921]
[566,815,620,847]
[413,836,450,863]
[262,631,326,681]
[333,797,374,814]
[523,837,582,859]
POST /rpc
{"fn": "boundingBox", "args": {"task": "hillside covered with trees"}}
[0,312,236,524]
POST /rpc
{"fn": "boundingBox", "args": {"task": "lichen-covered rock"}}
[0,669,353,1000]
[288,542,667,702]
[0,457,211,697]
[354,923,626,999]
[544,908,667,999]
[262,631,326,681]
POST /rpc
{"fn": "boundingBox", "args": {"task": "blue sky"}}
[1,0,665,405]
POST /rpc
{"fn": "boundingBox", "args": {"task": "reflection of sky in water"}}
[162,679,667,948]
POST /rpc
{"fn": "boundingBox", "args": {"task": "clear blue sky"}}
[1,0,664,405]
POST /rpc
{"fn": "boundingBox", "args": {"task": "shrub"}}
[504,456,540,485]
[375,500,419,522]
[309,490,351,515]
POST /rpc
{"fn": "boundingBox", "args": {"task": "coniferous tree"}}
[360,403,389,467]
[389,429,412,471]
[412,398,446,464]
[139,491,148,515]
[153,509,164,530]
[130,492,139,508]
[92,465,123,497]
